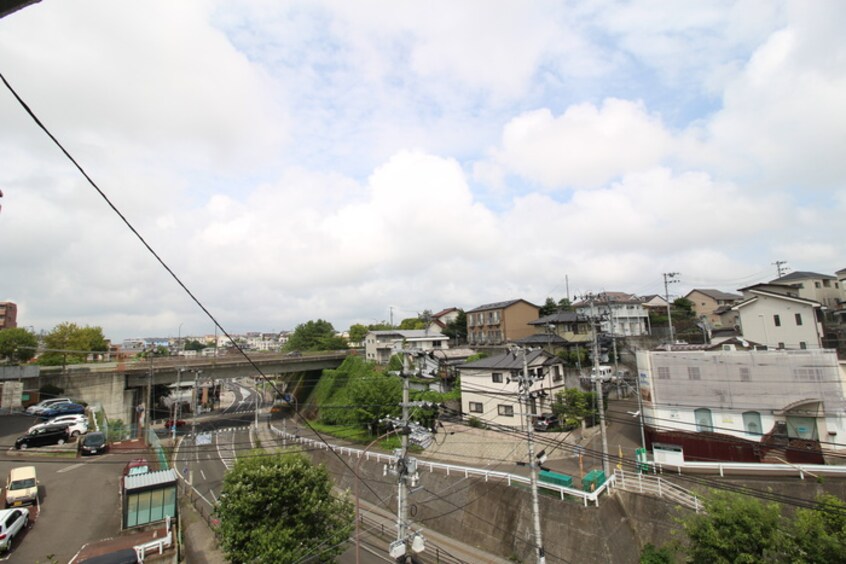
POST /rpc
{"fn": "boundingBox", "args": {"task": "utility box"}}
[582,469,606,492]
[538,469,573,488]
[635,447,649,473]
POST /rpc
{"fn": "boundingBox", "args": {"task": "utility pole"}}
[773,260,789,278]
[512,346,546,564]
[172,368,184,442]
[387,352,425,563]
[146,351,153,446]
[663,272,680,345]
[585,295,611,477]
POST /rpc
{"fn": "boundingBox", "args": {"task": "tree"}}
[539,297,559,317]
[398,317,424,330]
[441,310,467,343]
[285,319,348,352]
[38,322,108,366]
[672,297,696,320]
[682,490,786,563]
[183,339,205,352]
[348,323,369,344]
[347,372,402,430]
[790,494,846,563]
[0,328,38,364]
[216,451,354,563]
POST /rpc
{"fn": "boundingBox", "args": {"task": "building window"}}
[497,404,514,417]
[800,341,807,350]
[815,281,821,288]
[469,402,483,413]
[492,373,503,383]
[795,313,803,326]
[657,366,670,380]
[778,342,785,349]
[694,408,714,433]
[688,367,701,380]
[743,411,762,435]
[552,366,563,382]
[740,367,750,382]
[773,314,781,327]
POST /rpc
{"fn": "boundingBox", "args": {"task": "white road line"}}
[200,469,207,481]
[57,463,85,473]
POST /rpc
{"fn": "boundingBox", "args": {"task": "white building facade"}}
[364,330,449,364]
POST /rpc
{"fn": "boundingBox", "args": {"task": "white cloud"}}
[484,99,673,189]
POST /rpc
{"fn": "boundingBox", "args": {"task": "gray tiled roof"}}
[125,468,177,491]
[466,299,538,313]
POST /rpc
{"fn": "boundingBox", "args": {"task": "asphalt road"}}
[0,414,146,563]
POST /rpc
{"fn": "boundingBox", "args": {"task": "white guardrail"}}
[652,460,846,479]
[269,424,614,507]
[612,469,703,513]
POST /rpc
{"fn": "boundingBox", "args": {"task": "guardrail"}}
[134,516,173,561]
[652,460,846,479]
[270,425,614,507]
[612,469,702,513]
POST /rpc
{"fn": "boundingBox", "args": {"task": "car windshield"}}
[85,434,105,446]
[10,478,35,490]
[127,466,149,477]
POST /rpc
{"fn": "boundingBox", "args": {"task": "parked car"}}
[0,507,29,552]
[38,402,85,420]
[28,414,88,435]
[14,426,69,450]
[5,467,38,507]
[25,397,71,416]
[533,413,561,432]
[164,419,187,429]
[78,432,108,456]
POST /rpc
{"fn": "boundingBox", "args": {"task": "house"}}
[732,284,825,349]
[684,289,742,328]
[458,349,566,430]
[572,292,649,336]
[364,329,449,364]
[465,299,539,347]
[770,271,842,310]
[517,311,592,355]
[636,347,846,464]
[427,307,461,333]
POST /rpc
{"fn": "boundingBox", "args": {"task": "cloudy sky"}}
[1,1,844,342]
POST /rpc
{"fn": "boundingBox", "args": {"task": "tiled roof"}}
[460,349,552,370]
[466,299,538,313]
[125,468,177,491]
[369,329,447,339]
[688,289,742,301]
[771,271,836,282]
[528,311,586,325]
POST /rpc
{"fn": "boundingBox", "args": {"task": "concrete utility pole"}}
[773,260,789,278]
[587,296,611,477]
[663,272,680,345]
[512,346,546,564]
[172,368,185,442]
[387,352,425,563]
[146,351,153,445]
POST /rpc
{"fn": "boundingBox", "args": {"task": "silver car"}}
[0,507,29,552]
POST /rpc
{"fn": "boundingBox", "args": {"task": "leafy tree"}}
[442,310,467,343]
[639,543,675,563]
[285,319,348,352]
[790,494,846,563]
[0,328,38,363]
[398,317,425,330]
[183,339,205,352]
[348,323,369,344]
[216,451,354,563]
[557,297,574,311]
[682,490,786,563]
[38,322,108,366]
[672,297,696,320]
[347,372,402,430]
[539,297,559,316]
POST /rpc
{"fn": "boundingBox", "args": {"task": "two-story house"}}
[636,346,846,464]
[459,349,565,430]
[573,292,649,336]
[364,329,449,364]
[684,289,742,328]
[732,284,825,349]
[518,311,592,354]
[770,271,842,310]
[465,299,539,347]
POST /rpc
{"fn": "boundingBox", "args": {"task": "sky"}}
[0,1,844,342]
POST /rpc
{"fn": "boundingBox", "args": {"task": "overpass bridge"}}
[30,351,350,423]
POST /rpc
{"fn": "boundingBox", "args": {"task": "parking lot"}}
[0,414,146,562]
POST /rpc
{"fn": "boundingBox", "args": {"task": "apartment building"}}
[0,302,17,330]
[465,299,539,347]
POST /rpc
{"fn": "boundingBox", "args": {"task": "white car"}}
[28,414,87,434]
[25,398,72,415]
[0,507,29,552]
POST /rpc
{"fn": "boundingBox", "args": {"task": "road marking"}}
[58,463,85,473]
[200,469,207,480]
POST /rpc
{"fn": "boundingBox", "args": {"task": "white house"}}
[636,347,846,464]
[458,350,565,430]
[573,292,649,336]
[364,329,449,364]
[733,284,825,349]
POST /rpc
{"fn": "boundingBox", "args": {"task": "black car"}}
[15,425,69,450]
[78,431,108,456]
[533,413,561,432]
